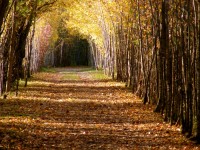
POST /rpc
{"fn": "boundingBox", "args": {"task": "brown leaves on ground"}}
[0,67,199,149]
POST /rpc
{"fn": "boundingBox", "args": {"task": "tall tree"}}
[0,0,9,33]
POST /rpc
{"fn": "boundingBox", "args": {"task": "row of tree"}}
[0,0,57,95]
[62,0,200,141]
[0,0,200,142]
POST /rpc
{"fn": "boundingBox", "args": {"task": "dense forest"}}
[0,0,200,142]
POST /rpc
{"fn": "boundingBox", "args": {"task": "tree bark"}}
[0,0,9,34]
[5,1,17,95]
[155,0,169,113]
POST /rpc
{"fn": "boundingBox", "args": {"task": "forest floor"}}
[0,67,199,149]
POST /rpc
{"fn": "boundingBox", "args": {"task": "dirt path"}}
[0,67,198,149]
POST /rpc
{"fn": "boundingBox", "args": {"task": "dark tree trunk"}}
[0,0,9,33]
[196,1,200,142]
[155,0,169,113]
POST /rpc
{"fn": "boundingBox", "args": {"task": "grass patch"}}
[89,70,111,80]
[61,72,80,80]
[57,67,95,73]
[40,67,56,73]
[76,67,95,72]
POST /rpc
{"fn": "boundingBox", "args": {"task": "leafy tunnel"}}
[44,35,91,67]
[0,0,200,143]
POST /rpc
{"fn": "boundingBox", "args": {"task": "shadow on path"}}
[0,67,197,149]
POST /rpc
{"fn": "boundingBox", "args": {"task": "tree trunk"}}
[155,0,169,113]
[196,0,200,142]
[5,1,17,95]
[0,0,9,34]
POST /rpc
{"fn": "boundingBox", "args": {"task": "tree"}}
[0,0,9,34]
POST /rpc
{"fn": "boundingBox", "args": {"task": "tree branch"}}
[36,0,57,12]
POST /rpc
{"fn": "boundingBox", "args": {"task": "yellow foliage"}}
[34,0,154,55]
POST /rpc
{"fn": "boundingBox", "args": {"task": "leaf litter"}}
[0,67,199,149]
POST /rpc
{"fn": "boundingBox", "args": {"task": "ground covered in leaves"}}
[0,67,199,149]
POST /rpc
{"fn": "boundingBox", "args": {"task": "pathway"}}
[0,67,198,149]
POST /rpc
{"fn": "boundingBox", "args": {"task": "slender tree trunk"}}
[0,0,9,34]
[0,56,3,95]
[60,40,64,66]
[5,1,17,96]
